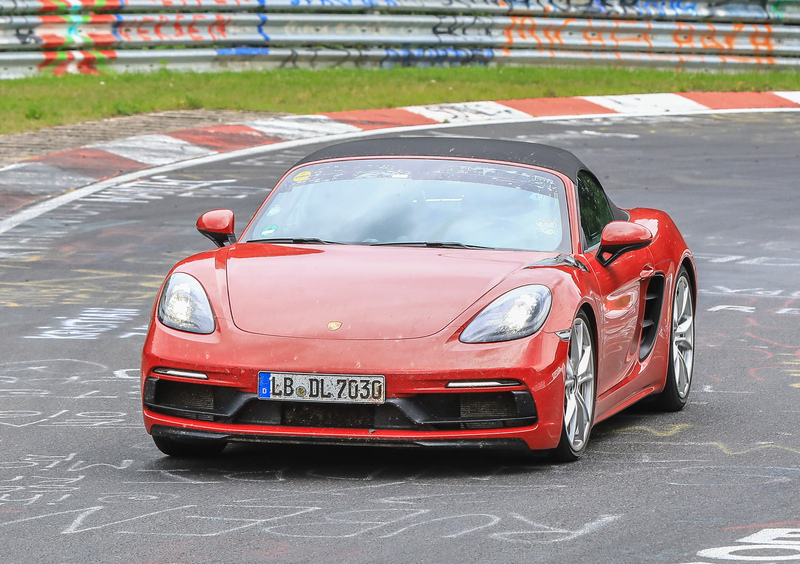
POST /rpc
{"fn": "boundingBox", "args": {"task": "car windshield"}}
[243,158,571,252]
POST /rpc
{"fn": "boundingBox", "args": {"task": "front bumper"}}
[141,319,568,451]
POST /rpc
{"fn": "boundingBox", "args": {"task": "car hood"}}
[225,244,552,340]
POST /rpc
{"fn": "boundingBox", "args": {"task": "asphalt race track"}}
[1,111,799,563]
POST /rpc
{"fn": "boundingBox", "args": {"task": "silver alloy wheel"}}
[672,274,695,399]
[564,316,595,452]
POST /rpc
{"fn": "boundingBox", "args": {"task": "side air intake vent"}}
[639,274,665,360]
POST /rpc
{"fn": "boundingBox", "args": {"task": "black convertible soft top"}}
[296,137,628,223]
[296,137,588,184]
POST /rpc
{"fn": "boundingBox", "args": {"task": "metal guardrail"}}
[1,0,799,22]
[1,14,797,55]
[0,0,799,77]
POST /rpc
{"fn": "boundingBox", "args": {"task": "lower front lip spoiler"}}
[150,425,531,452]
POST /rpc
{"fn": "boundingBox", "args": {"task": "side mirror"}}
[597,221,652,267]
[196,209,236,248]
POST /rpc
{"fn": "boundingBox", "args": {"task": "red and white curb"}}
[1,90,799,234]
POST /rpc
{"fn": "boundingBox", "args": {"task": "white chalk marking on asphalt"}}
[244,115,362,139]
[0,162,96,194]
[403,101,532,123]
[580,93,710,114]
[94,134,216,165]
[2,103,800,236]
[26,308,140,340]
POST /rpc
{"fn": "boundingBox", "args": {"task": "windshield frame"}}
[240,156,574,253]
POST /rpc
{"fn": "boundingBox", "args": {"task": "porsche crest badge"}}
[327,321,343,331]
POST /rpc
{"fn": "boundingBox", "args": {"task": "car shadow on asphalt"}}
[138,402,679,478]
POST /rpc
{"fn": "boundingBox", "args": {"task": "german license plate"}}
[258,372,385,404]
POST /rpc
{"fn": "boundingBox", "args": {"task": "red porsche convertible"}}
[141,137,696,461]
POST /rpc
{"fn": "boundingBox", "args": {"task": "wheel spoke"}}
[577,346,592,377]
[575,391,589,434]
[569,334,580,374]
[676,317,693,335]
[678,284,689,319]
[673,295,680,325]
[565,359,576,391]
[675,341,693,358]
[681,344,693,370]
[564,395,577,432]
[568,350,579,378]
[676,352,689,395]
[574,322,584,352]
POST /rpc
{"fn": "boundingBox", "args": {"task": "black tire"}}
[653,267,695,412]
[152,435,227,458]
[551,311,596,462]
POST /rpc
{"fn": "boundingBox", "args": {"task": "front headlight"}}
[460,285,552,343]
[157,273,215,334]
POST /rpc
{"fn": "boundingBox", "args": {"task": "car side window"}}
[577,171,614,250]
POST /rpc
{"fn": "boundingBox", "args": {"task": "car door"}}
[574,171,653,396]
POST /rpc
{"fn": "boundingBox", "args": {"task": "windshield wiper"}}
[370,241,494,250]
[248,237,342,245]
[249,238,493,249]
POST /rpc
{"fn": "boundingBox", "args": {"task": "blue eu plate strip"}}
[258,371,271,398]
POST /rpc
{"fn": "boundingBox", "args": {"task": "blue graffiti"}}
[256,13,270,42]
[217,47,272,55]
[109,14,124,44]
[279,0,399,6]
[381,47,493,68]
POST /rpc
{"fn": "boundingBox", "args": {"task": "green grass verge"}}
[2,66,800,135]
